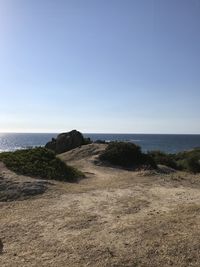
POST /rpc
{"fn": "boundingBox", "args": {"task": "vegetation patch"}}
[99,142,200,173]
[147,151,178,169]
[175,148,200,173]
[99,142,157,169]
[0,147,84,182]
[148,148,200,173]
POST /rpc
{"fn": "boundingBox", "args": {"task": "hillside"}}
[1,144,200,266]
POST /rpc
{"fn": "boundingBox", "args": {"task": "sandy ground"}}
[1,144,200,267]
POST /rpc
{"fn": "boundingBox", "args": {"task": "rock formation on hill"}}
[45,130,91,154]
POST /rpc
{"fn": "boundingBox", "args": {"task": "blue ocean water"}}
[0,133,200,153]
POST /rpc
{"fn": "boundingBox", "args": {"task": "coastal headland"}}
[1,138,200,266]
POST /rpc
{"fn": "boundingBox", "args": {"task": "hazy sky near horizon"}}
[0,0,200,134]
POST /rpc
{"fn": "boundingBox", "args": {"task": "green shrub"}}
[175,148,200,161]
[177,156,200,174]
[175,148,200,173]
[0,147,84,182]
[186,156,200,173]
[148,149,200,173]
[141,153,157,169]
[99,142,156,169]
[147,150,177,169]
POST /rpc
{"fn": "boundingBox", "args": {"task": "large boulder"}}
[45,130,89,154]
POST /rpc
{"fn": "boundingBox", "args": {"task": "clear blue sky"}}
[0,0,200,133]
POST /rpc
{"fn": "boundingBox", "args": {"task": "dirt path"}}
[1,144,200,266]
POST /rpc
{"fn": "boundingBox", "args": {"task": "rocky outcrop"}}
[0,176,49,202]
[45,130,90,154]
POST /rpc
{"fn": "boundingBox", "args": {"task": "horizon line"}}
[0,132,200,135]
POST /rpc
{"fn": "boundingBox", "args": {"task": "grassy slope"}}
[0,147,84,182]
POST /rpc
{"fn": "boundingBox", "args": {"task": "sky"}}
[0,0,200,134]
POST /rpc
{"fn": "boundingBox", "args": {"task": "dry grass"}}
[1,144,200,267]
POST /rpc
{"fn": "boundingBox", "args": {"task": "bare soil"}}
[1,144,200,267]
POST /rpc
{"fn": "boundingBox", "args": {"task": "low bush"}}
[175,148,200,173]
[99,142,157,169]
[175,148,200,161]
[100,143,200,173]
[0,147,84,182]
[185,156,200,173]
[148,148,200,173]
[147,151,177,169]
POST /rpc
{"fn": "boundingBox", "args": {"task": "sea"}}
[0,133,200,154]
